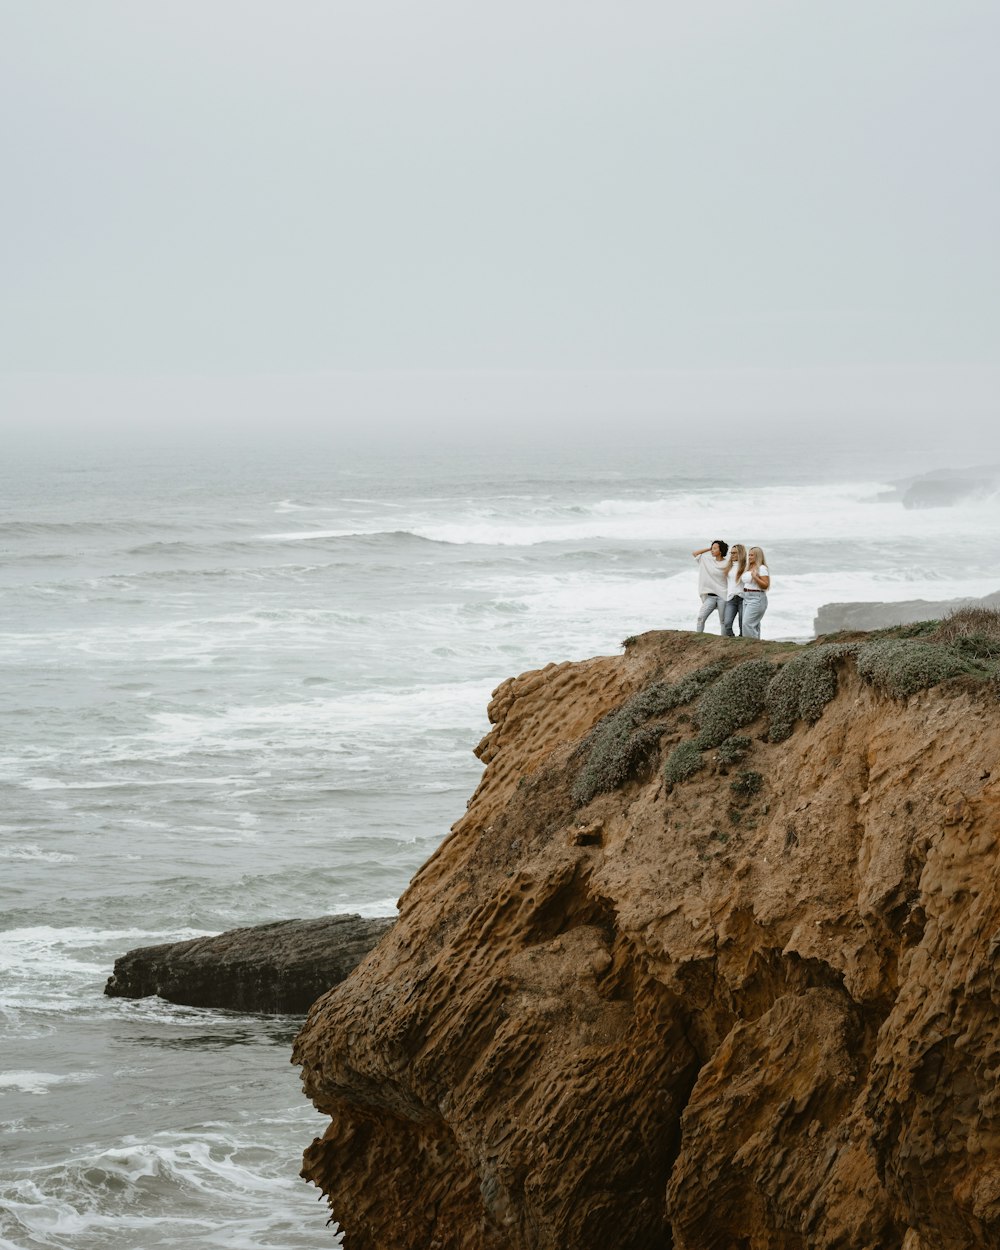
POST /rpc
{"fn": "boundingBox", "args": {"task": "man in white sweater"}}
[692,540,729,633]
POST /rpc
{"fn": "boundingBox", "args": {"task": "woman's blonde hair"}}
[748,546,768,567]
[724,543,747,578]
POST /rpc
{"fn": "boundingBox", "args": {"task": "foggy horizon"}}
[2,0,997,458]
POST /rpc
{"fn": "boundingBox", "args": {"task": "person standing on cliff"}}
[721,543,748,636]
[692,540,729,632]
[740,546,771,638]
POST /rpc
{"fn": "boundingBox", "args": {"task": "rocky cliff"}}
[293,623,1000,1250]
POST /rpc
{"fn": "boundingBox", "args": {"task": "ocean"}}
[2,432,998,1249]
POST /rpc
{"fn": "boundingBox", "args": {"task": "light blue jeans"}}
[696,594,723,632]
[722,595,743,637]
[741,592,768,639]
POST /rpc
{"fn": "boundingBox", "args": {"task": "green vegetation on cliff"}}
[576,609,1000,806]
[573,662,724,804]
[694,659,775,749]
[766,644,856,743]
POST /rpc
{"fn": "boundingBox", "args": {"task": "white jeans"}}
[696,594,723,632]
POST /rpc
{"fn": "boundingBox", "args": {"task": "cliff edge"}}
[294,620,1000,1250]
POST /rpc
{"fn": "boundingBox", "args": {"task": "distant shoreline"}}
[815,588,1000,635]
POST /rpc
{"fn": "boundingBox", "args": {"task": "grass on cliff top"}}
[932,605,1000,661]
[573,662,725,804]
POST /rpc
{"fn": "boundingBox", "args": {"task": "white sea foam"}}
[262,527,374,541]
[0,927,215,1003]
[21,775,261,791]
[0,844,75,863]
[350,896,401,918]
[145,680,492,760]
[0,1071,97,1095]
[0,1129,338,1248]
[258,483,1000,549]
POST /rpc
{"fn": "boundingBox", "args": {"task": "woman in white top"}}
[740,547,770,639]
[691,539,729,632]
[721,544,747,636]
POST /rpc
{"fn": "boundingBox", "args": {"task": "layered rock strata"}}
[294,631,1000,1250]
[105,914,393,1013]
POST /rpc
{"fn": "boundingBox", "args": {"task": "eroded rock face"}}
[293,632,1000,1249]
[105,914,394,1014]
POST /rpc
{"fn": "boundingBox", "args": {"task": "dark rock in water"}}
[876,464,1000,509]
[104,914,395,1014]
[814,588,1000,636]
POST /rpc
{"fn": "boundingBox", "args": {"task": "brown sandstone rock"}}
[293,630,1000,1249]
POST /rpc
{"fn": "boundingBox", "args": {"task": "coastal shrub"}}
[716,734,752,765]
[572,721,664,805]
[951,633,1000,664]
[694,659,775,749]
[619,663,725,726]
[930,606,1000,664]
[856,638,977,699]
[664,740,705,786]
[766,644,857,743]
[933,605,1000,647]
[661,662,727,709]
[730,770,763,801]
[572,663,725,804]
[896,620,941,639]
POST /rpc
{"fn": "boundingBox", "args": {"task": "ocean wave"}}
[1,958,216,1015]
[0,844,76,863]
[144,679,492,755]
[123,539,260,558]
[260,527,450,546]
[0,925,214,974]
[0,520,183,538]
[20,775,262,792]
[257,481,1000,549]
[0,1128,337,1249]
[0,550,74,565]
[0,1070,97,1094]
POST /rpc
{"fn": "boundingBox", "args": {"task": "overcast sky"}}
[1,0,997,443]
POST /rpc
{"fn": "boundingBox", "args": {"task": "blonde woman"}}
[722,543,747,636]
[741,547,771,638]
